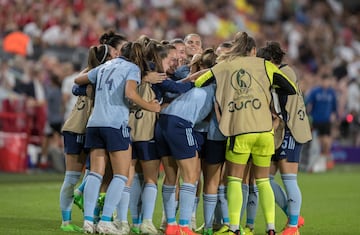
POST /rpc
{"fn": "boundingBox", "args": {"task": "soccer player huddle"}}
[59,30,311,235]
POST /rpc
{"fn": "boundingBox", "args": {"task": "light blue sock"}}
[203,193,217,229]
[94,204,101,223]
[246,184,258,228]
[130,173,143,226]
[179,183,196,226]
[240,184,249,221]
[82,168,90,183]
[77,177,87,193]
[117,186,131,221]
[214,201,222,224]
[162,184,177,224]
[83,172,102,222]
[270,174,288,214]
[60,171,81,222]
[101,174,128,221]
[218,185,229,224]
[282,174,302,226]
[142,183,158,220]
[192,196,200,216]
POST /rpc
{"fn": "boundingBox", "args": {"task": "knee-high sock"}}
[240,184,249,222]
[84,172,102,222]
[142,183,158,220]
[282,174,301,227]
[60,171,81,223]
[213,201,222,225]
[203,193,217,229]
[227,176,242,231]
[246,184,258,229]
[256,178,275,231]
[270,174,288,214]
[76,177,87,194]
[162,184,177,224]
[116,186,131,222]
[101,174,128,221]
[192,196,200,217]
[218,185,229,224]
[130,173,143,226]
[179,183,196,227]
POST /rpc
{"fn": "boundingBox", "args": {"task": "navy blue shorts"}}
[132,140,159,161]
[272,130,303,163]
[155,114,200,160]
[195,131,207,158]
[85,154,90,169]
[204,139,226,164]
[63,131,88,155]
[85,126,131,152]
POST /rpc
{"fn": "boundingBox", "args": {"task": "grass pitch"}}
[0,164,359,235]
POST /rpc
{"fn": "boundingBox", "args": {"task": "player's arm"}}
[194,69,215,87]
[126,80,161,113]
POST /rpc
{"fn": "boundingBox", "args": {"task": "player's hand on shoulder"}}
[149,99,161,112]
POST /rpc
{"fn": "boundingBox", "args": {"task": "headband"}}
[100,44,109,64]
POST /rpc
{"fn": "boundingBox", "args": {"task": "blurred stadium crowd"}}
[0,0,360,171]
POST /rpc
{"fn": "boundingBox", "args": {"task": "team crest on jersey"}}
[230,69,252,94]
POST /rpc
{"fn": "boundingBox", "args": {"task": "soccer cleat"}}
[73,193,84,211]
[140,220,159,234]
[113,220,121,229]
[131,226,141,235]
[203,228,213,235]
[120,224,131,235]
[214,225,229,235]
[179,226,201,235]
[113,221,130,235]
[243,227,254,235]
[266,229,276,235]
[214,225,228,234]
[83,220,95,234]
[165,224,181,235]
[280,227,299,235]
[297,216,304,228]
[96,220,122,235]
[213,225,244,235]
[60,223,83,232]
[212,223,223,231]
[284,216,305,230]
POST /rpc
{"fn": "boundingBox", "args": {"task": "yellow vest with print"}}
[61,86,94,134]
[212,57,274,136]
[281,65,312,144]
[128,82,157,141]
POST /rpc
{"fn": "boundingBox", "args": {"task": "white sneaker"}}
[113,220,130,235]
[140,220,158,234]
[83,220,95,234]
[96,221,122,235]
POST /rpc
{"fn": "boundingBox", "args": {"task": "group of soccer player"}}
[59,29,312,235]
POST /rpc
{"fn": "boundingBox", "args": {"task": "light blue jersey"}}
[161,84,215,127]
[194,120,209,133]
[207,111,226,141]
[87,57,141,129]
